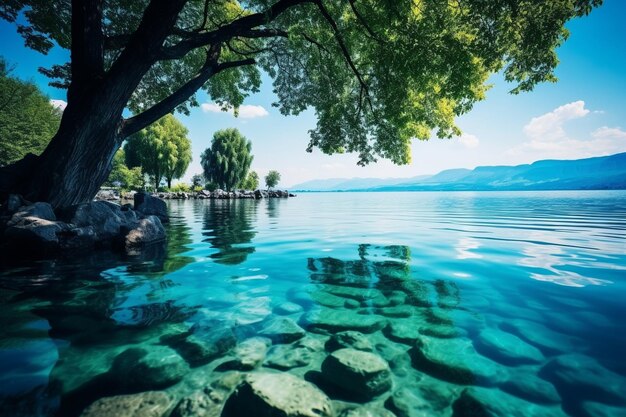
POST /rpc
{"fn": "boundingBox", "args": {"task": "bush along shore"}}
[0,192,170,257]
[95,188,296,201]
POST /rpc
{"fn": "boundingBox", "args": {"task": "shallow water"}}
[1,191,626,417]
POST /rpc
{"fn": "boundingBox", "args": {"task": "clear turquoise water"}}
[1,191,625,417]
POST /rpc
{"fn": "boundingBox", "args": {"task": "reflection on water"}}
[0,191,625,417]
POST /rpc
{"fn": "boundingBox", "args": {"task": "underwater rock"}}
[475,328,545,365]
[110,346,189,390]
[259,317,306,343]
[295,335,327,352]
[222,372,334,417]
[339,405,397,417]
[541,354,626,404]
[419,323,466,339]
[582,401,626,417]
[326,331,373,352]
[501,372,561,404]
[177,326,237,366]
[321,348,392,400]
[273,302,304,315]
[265,344,313,370]
[452,387,568,417]
[387,291,408,306]
[320,284,388,305]
[409,337,507,386]
[172,372,243,417]
[386,388,438,417]
[228,337,271,370]
[376,305,415,318]
[301,309,386,334]
[384,320,422,344]
[80,391,172,417]
[311,290,352,308]
[500,319,577,355]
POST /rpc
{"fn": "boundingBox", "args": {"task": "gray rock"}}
[5,194,24,213]
[4,217,67,249]
[170,391,219,417]
[295,336,327,352]
[300,309,386,334]
[222,372,333,417]
[80,391,172,417]
[385,320,421,344]
[376,305,414,318]
[259,317,306,343]
[326,331,373,352]
[125,215,166,248]
[66,201,133,240]
[134,192,169,223]
[110,346,189,390]
[475,328,545,365]
[452,387,568,417]
[410,337,507,386]
[541,354,626,404]
[321,348,392,399]
[265,345,312,370]
[8,202,56,223]
[273,302,304,315]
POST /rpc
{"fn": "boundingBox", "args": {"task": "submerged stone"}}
[501,372,561,404]
[265,345,312,370]
[300,309,386,334]
[376,305,415,318]
[110,346,188,390]
[582,401,626,417]
[229,337,271,370]
[176,326,237,366]
[386,388,438,417]
[326,331,373,352]
[259,317,306,343]
[80,391,172,417]
[452,387,568,417]
[410,337,506,386]
[340,405,397,417]
[321,348,392,400]
[475,328,545,365]
[385,320,421,345]
[501,319,577,355]
[541,354,626,404]
[273,302,304,315]
[222,372,334,417]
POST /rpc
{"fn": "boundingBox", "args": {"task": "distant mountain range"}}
[291,152,626,192]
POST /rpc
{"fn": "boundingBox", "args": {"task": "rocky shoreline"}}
[96,188,296,201]
[0,192,169,256]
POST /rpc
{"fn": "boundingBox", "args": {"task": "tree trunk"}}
[167,178,172,189]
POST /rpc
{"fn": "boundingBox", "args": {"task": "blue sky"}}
[1,1,625,188]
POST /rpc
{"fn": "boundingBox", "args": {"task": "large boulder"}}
[321,348,392,400]
[7,202,56,223]
[326,331,373,352]
[452,387,568,417]
[110,346,189,390]
[4,216,68,251]
[259,317,306,344]
[134,192,169,223]
[80,391,172,417]
[125,215,166,248]
[64,201,136,242]
[264,345,313,370]
[222,373,334,417]
[300,309,386,334]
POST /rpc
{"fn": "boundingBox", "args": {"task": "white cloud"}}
[592,126,626,139]
[458,133,479,149]
[523,100,590,142]
[201,102,269,119]
[50,99,67,110]
[508,101,626,160]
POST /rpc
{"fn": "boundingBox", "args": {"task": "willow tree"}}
[201,128,253,191]
[0,0,602,207]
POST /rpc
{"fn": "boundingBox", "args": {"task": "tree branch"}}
[348,0,384,44]
[313,0,374,113]
[159,0,310,60]
[121,46,255,137]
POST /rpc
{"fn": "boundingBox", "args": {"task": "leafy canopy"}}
[241,170,260,190]
[124,114,192,189]
[0,0,602,164]
[104,149,144,190]
[0,57,61,166]
[201,128,253,191]
[265,170,281,190]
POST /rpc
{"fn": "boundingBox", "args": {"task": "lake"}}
[1,191,625,417]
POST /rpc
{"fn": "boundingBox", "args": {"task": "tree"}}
[104,149,144,190]
[201,128,253,191]
[0,57,61,166]
[265,170,281,190]
[241,171,259,190]
[191,174,205,188]
[124,114,192,190]
[0,1,602,207]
